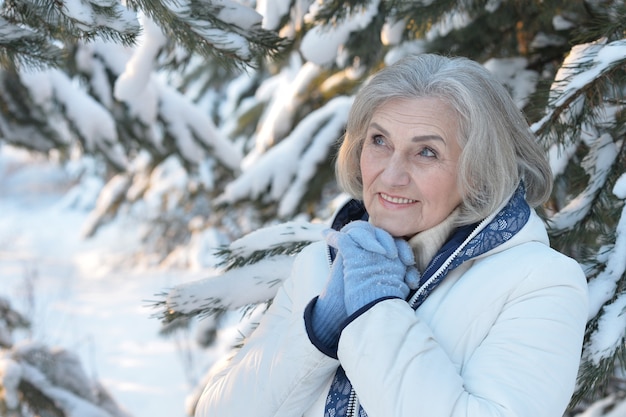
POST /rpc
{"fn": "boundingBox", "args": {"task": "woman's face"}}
[360,97,463,238]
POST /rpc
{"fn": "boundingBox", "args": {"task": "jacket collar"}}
[408,183,531,308]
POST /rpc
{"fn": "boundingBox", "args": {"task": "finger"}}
[342,221,387,254]
[404,266,421,290]
[325,228,361,250]
[395,239,416,266]
[372,227,399,258]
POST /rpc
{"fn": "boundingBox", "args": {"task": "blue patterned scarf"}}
[324,185,531,417]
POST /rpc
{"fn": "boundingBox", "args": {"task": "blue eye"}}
[372,135,385,146]
[419,147,437,158]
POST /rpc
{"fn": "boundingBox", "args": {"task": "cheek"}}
[440,176,462,205]
[359,153,375,188]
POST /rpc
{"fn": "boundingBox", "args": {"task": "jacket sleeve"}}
[194,242,339,417]
[337,244,588,417]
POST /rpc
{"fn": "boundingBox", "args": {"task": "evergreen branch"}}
[547,134,618,234]
[533,41,626,142]
[308,0,374,26]
[572,338,626,406]
[2,0,140,46]
[574,2,626,44]
[390,0,478,38]
[17,379,66,417]
[149,254,295,324]
[0,18,65,70]
[127,0,288,70]
[147,292,226,324]
[214,240,314,271]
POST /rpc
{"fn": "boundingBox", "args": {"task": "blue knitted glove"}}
[398,239,420,290]
[325,221,417,315]
[310,251,348,349]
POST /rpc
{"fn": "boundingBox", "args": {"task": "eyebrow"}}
[369,122,445,144]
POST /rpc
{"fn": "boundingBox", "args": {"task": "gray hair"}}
[336,54,552,225]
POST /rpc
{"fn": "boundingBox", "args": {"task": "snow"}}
[213,0,263,29]
[381,18,405,46]
[0,146,229,417]
[242,58,321,168]
[553,14,575,31]
[0,357,22,408]
[300,0,380,66]
[256,0,292,30]
[548,134,618,232]
[220,95,353,216]
[532,39,626,134]
[483,57,538,108]
[614,173,626,199]
[586,283,626,364]
[61,0,139,34]
[19,69,127,170]
[114,14,163,124]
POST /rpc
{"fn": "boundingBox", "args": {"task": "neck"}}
[407,209,460,273]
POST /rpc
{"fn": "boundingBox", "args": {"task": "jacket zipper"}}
[347,389,359,416]
[408,213,494,309]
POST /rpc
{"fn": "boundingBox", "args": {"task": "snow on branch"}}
[0,298,30,348]
[585,175,626,321]
[152,221,326,323]
[243,59,322,167]
[19,68,128,171]
[81,173,131,238]
[573,173,626,400]
[113,14,242,171]
[0,17,65,70]
[1,342,131,417]
[547,133,619,233]
[58,0,140,45]
[531,38,626,137]
[1,0,140,50]
[216,221,327,269]
[219,95,353,216]
[301,0,380,66]
[127,0,288,68]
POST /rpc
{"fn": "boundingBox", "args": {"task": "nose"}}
[380,155,410,187]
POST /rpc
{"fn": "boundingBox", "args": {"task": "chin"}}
[370,219,414,238]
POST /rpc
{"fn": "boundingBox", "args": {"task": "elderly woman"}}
[194,54,588,417]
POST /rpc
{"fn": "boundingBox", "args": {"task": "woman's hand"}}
[326,221,418,315]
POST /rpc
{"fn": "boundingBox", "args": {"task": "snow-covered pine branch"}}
[531,39,626,141]
[219,95,353,217]
[0,0,139,70]
[571,174,626,405]
[0,298,130,417]
[111,14,242,171]
[153,221,326,324]
[300,0,380,67]
[241,59,323,167]
[547,133,619,233]
[1,342,132,417]
[536,36,626,409]
[0,17,64,70]
[585,174,626,320]
[127,0,288,69]
[19,68,128,171]
[52,0,139,46]
[0,298,29,348]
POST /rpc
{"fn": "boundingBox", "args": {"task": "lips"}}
[379,193,417,204]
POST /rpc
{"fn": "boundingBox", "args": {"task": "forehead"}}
[369,97,460,138]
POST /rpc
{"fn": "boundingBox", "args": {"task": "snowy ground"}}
[0,146,217,417]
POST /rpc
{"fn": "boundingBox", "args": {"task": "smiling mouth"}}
[380,193,417,204]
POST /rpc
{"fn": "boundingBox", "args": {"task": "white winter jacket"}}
[195,206,588,417]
